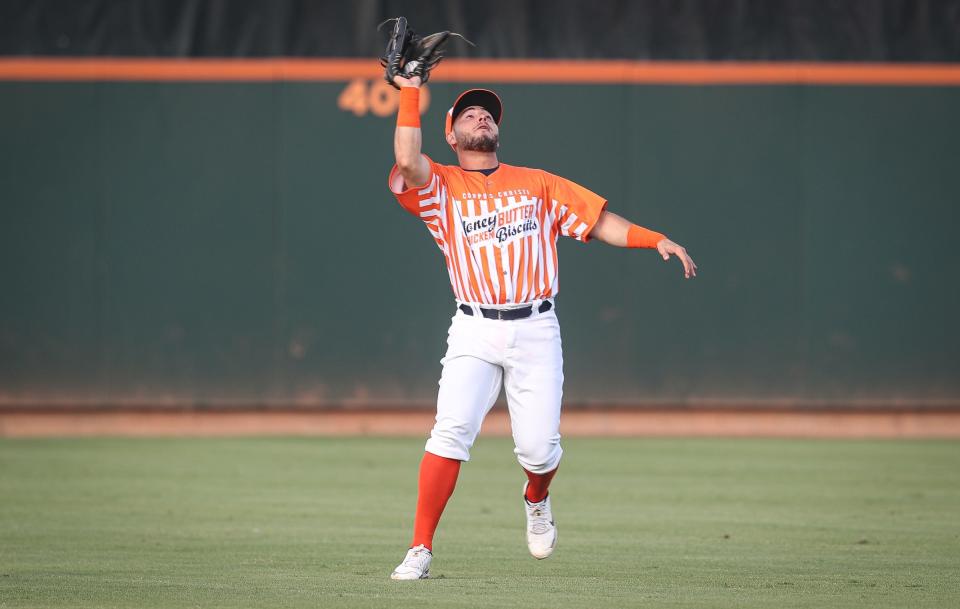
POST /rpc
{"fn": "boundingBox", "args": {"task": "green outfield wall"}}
[1,80,958,406]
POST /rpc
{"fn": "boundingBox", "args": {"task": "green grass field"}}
[1,436,958,608]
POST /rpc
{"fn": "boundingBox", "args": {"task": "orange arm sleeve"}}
[396,87,420,128]
[626,224,666,249]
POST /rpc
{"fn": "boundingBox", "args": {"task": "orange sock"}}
[524,467,558,503]
[411,452,461,550]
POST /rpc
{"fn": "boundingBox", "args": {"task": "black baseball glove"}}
[379,17,473,89]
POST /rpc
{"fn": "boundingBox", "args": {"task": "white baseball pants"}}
[424,302,564,474]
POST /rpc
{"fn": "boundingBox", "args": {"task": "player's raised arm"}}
[591,210,698,279]
[392,75,431,189]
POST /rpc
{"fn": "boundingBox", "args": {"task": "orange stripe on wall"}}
[1,58,960,85]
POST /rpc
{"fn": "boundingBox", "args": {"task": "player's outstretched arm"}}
[392,75,431,188]
[591,210,698,279]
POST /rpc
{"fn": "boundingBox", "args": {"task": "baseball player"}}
[387,74,697,580]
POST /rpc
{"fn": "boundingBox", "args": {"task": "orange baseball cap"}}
[444,88,503,138]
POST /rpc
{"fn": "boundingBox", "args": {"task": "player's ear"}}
[445,130,457,148]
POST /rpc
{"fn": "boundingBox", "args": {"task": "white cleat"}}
[523,482,557,559]
[390,544,432,580]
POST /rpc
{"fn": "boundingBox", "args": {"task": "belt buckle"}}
[497,309,505,320]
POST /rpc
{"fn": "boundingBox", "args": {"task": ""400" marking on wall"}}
[338,79,431,117]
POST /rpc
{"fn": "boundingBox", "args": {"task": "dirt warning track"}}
[2,407,959,438]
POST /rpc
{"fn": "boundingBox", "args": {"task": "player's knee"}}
[514,436,562,474]
[425,417,479,462]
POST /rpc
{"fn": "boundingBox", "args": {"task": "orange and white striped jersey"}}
[388,156,608,305]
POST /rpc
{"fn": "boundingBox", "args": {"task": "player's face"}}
[453,106,499,152]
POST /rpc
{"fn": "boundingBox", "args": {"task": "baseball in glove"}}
[379,17,473,89]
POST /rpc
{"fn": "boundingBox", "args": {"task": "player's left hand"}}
[656,239,697,278]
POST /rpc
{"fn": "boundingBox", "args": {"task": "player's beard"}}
[458,131,498,153]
